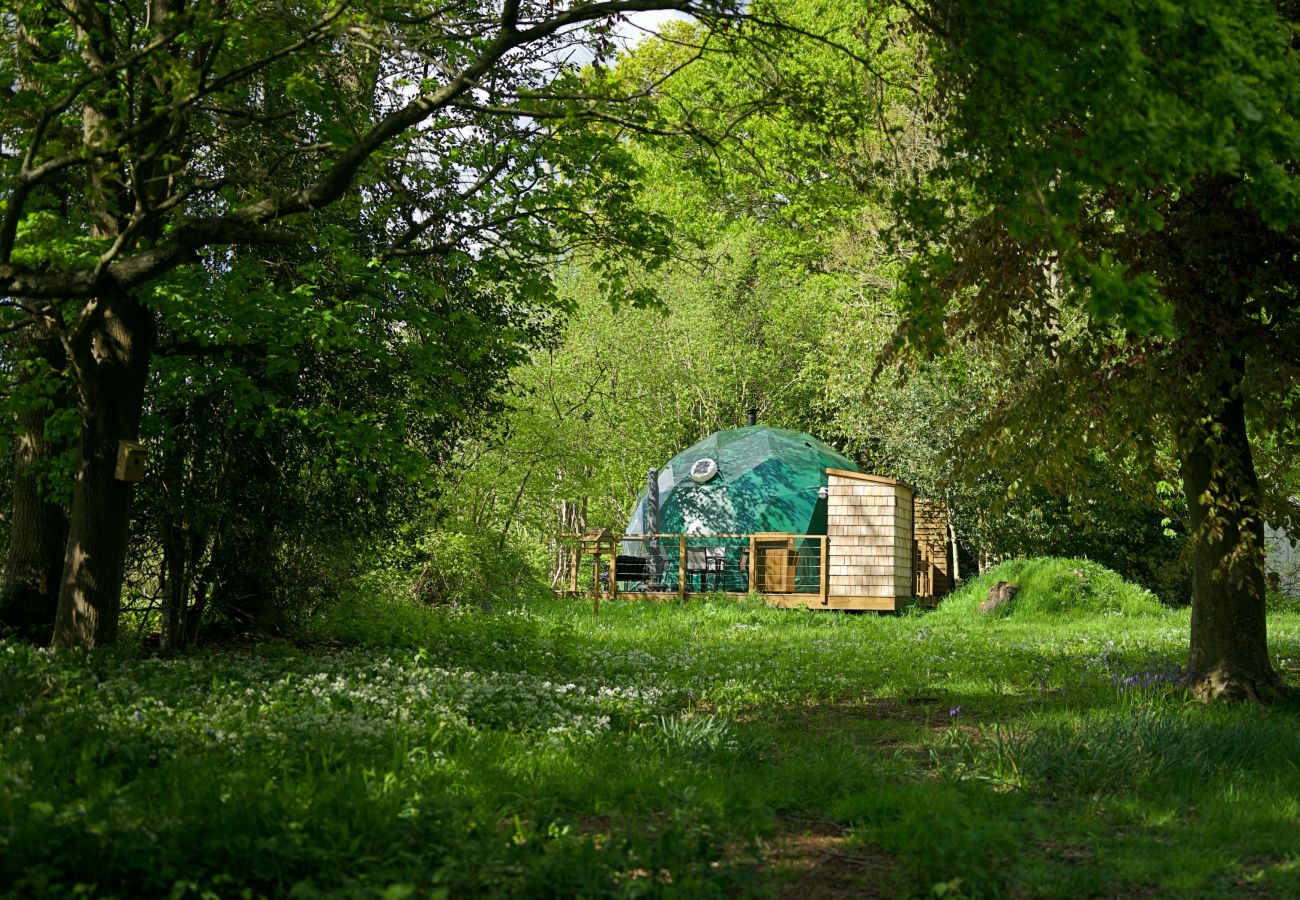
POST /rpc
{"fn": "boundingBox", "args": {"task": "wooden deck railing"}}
[553,532,828,609]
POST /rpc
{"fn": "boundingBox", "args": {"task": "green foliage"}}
[893,0,1300,337]
[818,326,1191,597]
[932,558,1167,623]
[0,0,733,645]
[1267,586,1300,615]
[403,531,552,608]
[435,221,848,547]
[123,210,552,633]
[6,595,1300,897]
[451,3,1194,598]
[884,1,1300,685]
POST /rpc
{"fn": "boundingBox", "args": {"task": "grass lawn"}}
[4,559,1300,898]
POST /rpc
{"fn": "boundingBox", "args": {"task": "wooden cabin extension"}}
[824,469,914,610]
[914,498,954,603]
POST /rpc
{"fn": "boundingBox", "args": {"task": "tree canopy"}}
[0,0,744,647]
[890,0,1300,699]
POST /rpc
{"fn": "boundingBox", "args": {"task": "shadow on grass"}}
[723,693,1300,898]
[10,597,1300,898]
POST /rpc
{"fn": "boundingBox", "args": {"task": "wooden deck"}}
[558,590,903,612]
[555,523,919,614]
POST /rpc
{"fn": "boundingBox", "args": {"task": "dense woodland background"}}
[7,2,1300,896]
[1,0,1300,694]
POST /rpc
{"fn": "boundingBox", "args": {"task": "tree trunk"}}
[157,400,211,651]
[0,330,70,639]
[52,293,155,649]
[498,460,538,551]
[1176,361,1282,702]
[160,520,188,649]
[552,498,586,587]
[159,524,212,650]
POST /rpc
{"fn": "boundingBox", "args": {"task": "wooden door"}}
[755,534,795,593]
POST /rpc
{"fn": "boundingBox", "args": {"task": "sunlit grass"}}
[4,564,1300,897]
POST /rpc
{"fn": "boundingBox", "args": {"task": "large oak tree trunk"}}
[52,293,155,649]
[1175,360,1282,702]
[0,330,70,638]
[1153,178,1290,702]
[49,0,179,648]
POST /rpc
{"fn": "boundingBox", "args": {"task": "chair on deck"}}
[614,554,650,585]
[686,546,726,591]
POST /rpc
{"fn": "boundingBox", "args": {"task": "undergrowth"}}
[4,558,1300,898]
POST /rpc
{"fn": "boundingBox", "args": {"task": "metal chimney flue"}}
[646,467,662,579]
[646,468,659,533]
[747,408,757,426]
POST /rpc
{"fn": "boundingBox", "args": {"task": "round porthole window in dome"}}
[689,457,718,483]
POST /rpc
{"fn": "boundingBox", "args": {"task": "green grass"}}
[929,557,1169,622]
[4,559,1300,897]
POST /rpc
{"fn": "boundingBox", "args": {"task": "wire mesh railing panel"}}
[552,532,830,598]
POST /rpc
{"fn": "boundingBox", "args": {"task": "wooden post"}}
[678,535,687,600]
[593,552,601,614]
[914,539,922,597]
[949,517,961,583]
[611,537,620,603]
[748,534,758,594]
[570,547,579,594]
[819,535,830,606]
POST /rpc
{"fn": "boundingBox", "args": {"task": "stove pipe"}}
[645,467,662,577]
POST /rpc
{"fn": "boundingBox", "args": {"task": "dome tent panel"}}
[631,425,855,537]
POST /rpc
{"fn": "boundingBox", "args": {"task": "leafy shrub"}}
[368,529,551,609]
[1266,585,1300,614]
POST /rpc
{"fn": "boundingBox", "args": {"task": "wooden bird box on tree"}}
[114,441,148,483]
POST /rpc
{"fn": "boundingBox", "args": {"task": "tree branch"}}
[0,1,737,299]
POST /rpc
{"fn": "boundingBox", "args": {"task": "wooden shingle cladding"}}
[825,469,914,611]
[914,499,953,601]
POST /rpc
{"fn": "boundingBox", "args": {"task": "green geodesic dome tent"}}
[625,425,858,536]
[622,426,858,590]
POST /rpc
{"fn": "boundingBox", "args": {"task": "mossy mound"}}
[930,558,1169,622]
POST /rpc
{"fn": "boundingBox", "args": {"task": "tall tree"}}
[0,334,71,637]
[0,0,740,647]
[0,1,74,638]
[892,0,1300,700]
